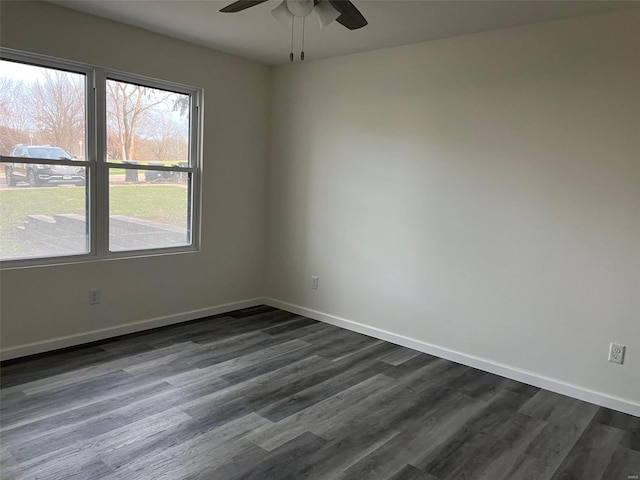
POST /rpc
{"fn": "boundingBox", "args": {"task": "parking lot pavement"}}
[0,174,128,189]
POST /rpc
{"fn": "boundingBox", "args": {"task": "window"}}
[0,51,201,265]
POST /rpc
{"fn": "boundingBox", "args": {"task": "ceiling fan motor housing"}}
[220,0,367,31]
[286,0,315,17]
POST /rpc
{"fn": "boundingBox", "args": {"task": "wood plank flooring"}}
[1,305,638,479]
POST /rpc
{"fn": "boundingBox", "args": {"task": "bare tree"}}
[0,77,33,154]
[139,110,189,163]
[106,130,123,161]
[106,81,171,161]
[30,70,85,155]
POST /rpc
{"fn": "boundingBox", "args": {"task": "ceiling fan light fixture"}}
[315,0,340,29]
[271,0,293,28]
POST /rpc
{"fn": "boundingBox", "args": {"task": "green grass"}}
[110,185,189,225]
[0,184,189,233]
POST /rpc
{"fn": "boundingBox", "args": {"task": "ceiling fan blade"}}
[315,0,341,29]
[328,0,367,30]
[220,0,270,13]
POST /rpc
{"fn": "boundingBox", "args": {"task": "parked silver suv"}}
[5,145,85,187]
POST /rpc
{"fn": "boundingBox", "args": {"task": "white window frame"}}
[0,49,202,269]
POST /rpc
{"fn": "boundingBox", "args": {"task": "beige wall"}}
[266,10,640,404]
[0,2,270,352]
[1,2,638,410]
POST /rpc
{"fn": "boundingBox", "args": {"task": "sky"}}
[1,59,53,83]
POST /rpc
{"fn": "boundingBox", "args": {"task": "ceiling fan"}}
[219,0,368,30]
[220,0,368,61]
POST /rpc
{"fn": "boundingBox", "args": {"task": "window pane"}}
[0,60,86,158]
[109,169,191,252]
[106,79,190,166]
[0,164,88,260]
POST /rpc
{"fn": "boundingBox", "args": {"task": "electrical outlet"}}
[89,288,101,305]
[608,343,625,364]
[311,275,318,290]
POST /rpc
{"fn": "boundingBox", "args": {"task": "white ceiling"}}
[52,0,635,65]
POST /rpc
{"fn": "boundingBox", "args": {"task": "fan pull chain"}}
[290,16,295,62]
[301,17,305,61]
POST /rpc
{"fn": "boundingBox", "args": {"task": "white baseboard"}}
[0,298,264,361]
[264,298,640,418]
[4,296,638,417]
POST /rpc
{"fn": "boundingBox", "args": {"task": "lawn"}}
[0,184,190,233]
[110,184,190,225]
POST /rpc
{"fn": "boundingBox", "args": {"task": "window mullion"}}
[94,68,108,257]
[191,91,203,251]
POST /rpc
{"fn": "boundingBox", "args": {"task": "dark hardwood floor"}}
[1,306,638,479]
